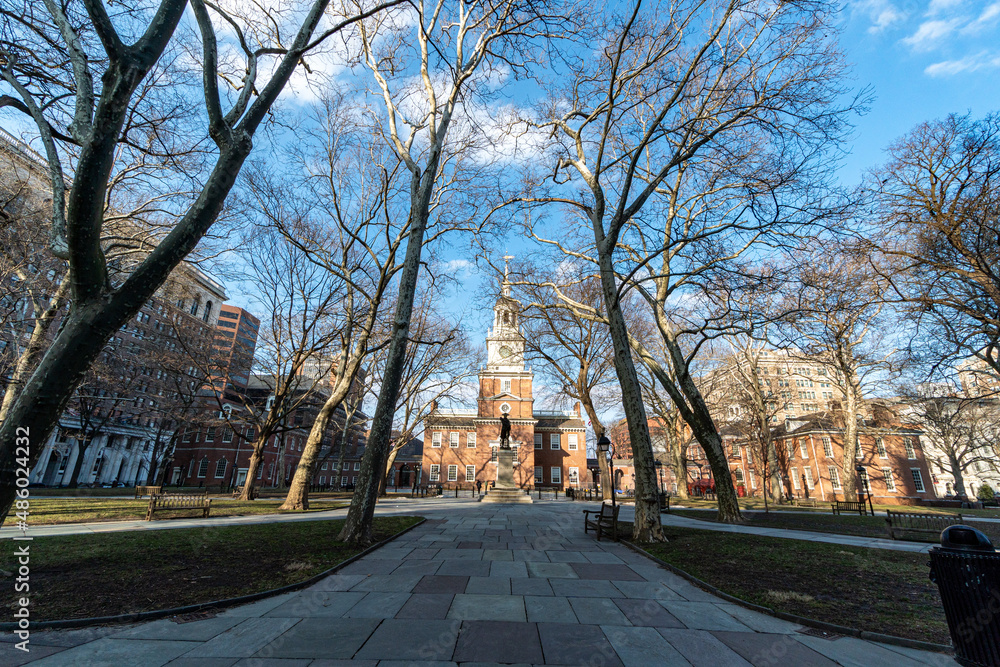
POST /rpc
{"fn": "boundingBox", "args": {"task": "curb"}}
[621,539,953,656]
[1,517,426,631]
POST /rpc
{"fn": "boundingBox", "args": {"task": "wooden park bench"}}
[794,498,819,508]
[146,494,212,521]
[583,503,620,542]
[134,485,161,499]
[831,500,869,516]
[886,510,964,541]
[232,485,259,500]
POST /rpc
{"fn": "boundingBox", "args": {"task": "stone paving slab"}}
[453,621,544,664]
[14,501,961,666]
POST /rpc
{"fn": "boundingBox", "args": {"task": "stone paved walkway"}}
[2,503,958,667]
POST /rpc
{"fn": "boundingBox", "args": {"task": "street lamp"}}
[597,435,615,509]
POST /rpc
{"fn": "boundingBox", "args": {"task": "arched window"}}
[203,300,213,322]
[190,297,199,316]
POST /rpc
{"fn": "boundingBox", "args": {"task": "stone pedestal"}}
[480,448,532,504]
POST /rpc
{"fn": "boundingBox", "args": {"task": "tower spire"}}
[502,254,513,297]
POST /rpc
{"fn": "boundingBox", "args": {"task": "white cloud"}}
[962,1,1000,32]
[443,259,474,272]
[902,18,965,50]
[925,50,1000,75]
[927,0,964,15]
[853,0,909,32]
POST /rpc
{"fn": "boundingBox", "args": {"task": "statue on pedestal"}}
[499,411,511,449]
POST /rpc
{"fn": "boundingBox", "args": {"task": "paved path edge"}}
[0,515,426,632]
[621,538,956,657]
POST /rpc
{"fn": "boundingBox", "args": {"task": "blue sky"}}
[837,0,1000,182]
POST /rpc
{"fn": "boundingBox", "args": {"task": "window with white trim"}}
[550,466,561,484]
[206,427,215,442]
[904,437,916,459]
[550,434,560,450]
[197,458,210,477]
[319,475,326,485]
[354,462,361,471]
[466,465,475,482]
[257,465,264,479]
[803,467,814,490]
[828,466,841,490]
[882,467,896,492]
[534,466,543,483]
[214,459,227,478]
[568,467,579,484]
[450,432,459,448]
[534,434,543,450]
[222,427,233,443]
[876,437,887,458]
[791,467,800,490]
[567,434,578,451]
[448,465,458,482]
[785,441,794,460]
[342,475,348,485]
[432,432,442,448]
[822,437,833,458]
[799,440,808,458]
[735,468,745,485]
[429,464,440,482]
[748,470,757,489]
[502,379,511,393]
[467,433,477,448]
[856,444,864,459]
[910,468,925,492]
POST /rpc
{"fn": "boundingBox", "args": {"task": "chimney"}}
[574,401,581,417]
[430,400,438,413]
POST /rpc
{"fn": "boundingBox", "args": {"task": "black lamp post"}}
[597,435,615,509]
[855,464,870,516]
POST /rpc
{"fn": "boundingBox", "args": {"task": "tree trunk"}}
[949,455,966,498]
[281,396,344,510]
[766,438,782,503]
[0,275,70,423]
[840,387,860,501]
[667,420,689,500]
[594,241,664,543]
[381,447,400,496]
[338,182,432,546]
[582,402,612,501]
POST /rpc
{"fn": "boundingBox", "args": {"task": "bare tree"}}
[0,0,403,524]
[519,0,857,532]
[871,113,1000,380]
[336,0,558,545]
[378,295,477,494]
[899,387,1000,499]
[518,272,619,499]
[780,243,900,501]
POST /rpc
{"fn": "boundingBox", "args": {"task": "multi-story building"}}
[28,264,227,487]
[421,274,587,489]
[212,305,260,394]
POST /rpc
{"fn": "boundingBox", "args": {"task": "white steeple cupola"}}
[486,256,526,371]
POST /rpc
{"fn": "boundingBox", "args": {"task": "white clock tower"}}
[486,258,525,371]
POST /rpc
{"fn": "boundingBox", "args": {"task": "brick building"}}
[421,274,587,489]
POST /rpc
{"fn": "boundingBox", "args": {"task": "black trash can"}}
[928,525,1000,667]
[658,492,668,511]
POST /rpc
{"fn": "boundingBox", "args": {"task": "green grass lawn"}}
[671,508,1000,544]
[19,498,350,525]
[1,516,421,621]
[624,522,949,645]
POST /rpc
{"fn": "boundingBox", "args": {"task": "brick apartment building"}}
[421,274,587,489]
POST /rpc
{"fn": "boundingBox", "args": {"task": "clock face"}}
[499,346,512,359]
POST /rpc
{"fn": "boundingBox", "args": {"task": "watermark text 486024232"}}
[13,426,32,652]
